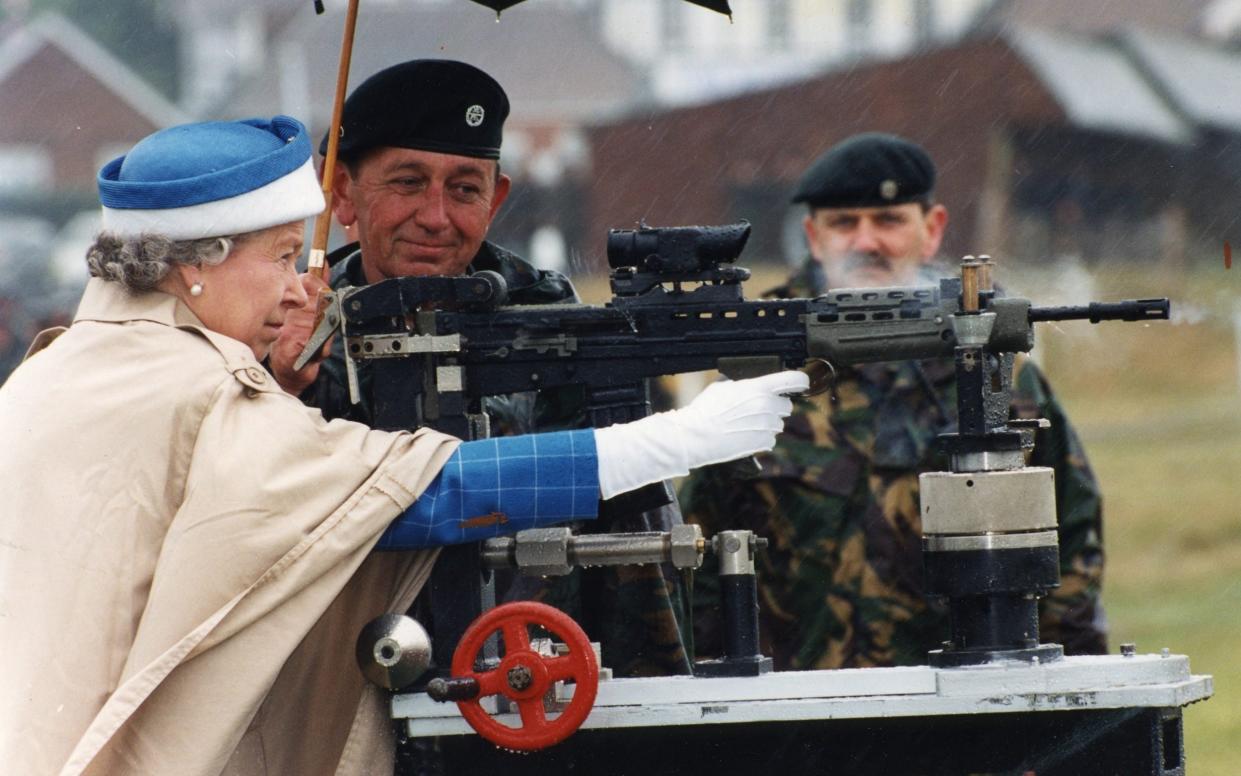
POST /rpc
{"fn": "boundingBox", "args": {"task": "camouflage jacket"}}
[679,259,1106,670]
[300,242,691,677]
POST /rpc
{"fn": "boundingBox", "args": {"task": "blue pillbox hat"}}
[98,116,325,240]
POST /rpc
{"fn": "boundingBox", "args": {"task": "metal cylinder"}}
[952,449,1025,473]
[714,531,763,659]
[961,256,981,313]
[714,530,757,575]
[977,255,994,293]
[949,311,996,349]
[356,614,432,690]
[923,543,1060,598]
[720,574,761,660]
[920,468,1056,535]
[570,533,676,567]
[947,593,1040,652]
[694,530,773,677]
[921,467,1064,667]
[480,525,705,575]
[426,676,481,703]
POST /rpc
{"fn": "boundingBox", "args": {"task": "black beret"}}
[792,132,936,209]
[322,59,509,161]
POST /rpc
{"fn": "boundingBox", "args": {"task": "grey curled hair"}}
[85,232,238,293]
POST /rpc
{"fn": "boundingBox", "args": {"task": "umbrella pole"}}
[308,0,361,279]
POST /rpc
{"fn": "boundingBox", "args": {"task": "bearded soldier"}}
[681,133,1107,670]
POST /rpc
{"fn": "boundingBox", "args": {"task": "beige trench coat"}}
[0,279,460,776]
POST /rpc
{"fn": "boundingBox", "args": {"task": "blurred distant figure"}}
[0,295,34,384]
[681,133,1108,670]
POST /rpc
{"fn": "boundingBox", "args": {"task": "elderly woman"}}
[0,117,804,776]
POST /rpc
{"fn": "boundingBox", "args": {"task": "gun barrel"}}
[1027,298,1170,324]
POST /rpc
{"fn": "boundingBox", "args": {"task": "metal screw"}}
[1161,648,1171,658]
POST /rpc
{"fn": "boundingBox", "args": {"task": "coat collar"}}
[73,278,260,366]
[76,277,203,328]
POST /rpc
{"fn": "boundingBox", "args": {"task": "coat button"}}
[245,367,267,385]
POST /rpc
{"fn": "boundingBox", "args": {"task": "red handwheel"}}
[451,601,600,751]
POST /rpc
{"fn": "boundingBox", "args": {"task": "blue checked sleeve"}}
[375,429,600,550]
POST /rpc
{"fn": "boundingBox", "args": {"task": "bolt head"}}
[506,664,534,691]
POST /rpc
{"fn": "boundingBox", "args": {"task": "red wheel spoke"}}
[474,670,505,697]
[516,697,546,728]
[545,655,579,683]
[501,620,530,654]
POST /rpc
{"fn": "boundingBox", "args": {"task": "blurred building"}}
[0,12,185,220]
[597,0,995,105]
[974,0,1227,40]
[7,0,1241,283]
[584,24,1241,270]
[172,0,299,117]
[0,12,188,383]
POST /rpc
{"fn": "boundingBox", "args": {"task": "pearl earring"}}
[190,282,204,297]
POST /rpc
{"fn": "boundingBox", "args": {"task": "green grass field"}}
[583,261,1241,773]
[1034,264,1241,774]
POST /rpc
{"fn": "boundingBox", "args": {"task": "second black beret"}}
[792,132,936,209]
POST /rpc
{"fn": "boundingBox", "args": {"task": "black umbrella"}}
[305,0,731,275]
[314,0,732,15]
[467,0,731,14]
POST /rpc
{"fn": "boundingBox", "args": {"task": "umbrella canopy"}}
[469,0,732,15]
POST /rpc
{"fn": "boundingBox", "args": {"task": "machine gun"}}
[300,220,1164,437]
[297,221,1168,680]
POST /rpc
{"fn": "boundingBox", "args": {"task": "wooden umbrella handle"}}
[308,0,361,280]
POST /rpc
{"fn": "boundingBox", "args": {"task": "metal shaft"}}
[481,526,705,576]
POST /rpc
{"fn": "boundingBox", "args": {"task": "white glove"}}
[594,370,809,499]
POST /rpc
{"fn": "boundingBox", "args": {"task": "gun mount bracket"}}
[347,333,462,359]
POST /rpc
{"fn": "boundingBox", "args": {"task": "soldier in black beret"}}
[271,58,572,410]
[681,132,1109,672]
[789,131,948,290]
[271,60,693,693]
